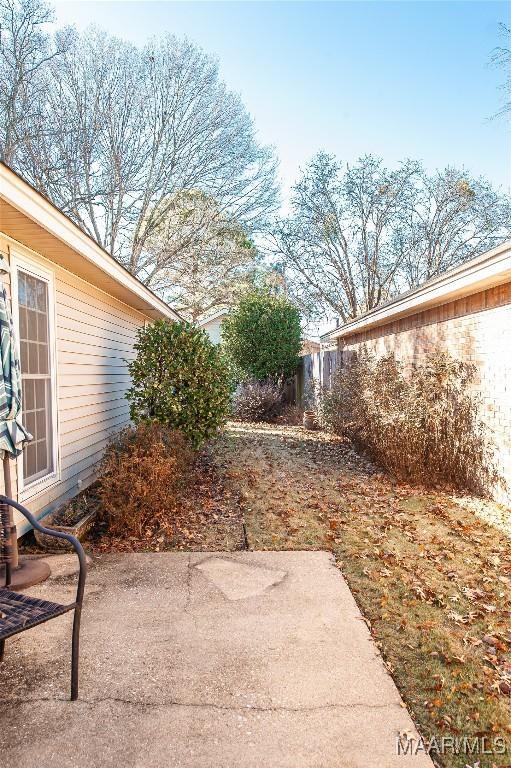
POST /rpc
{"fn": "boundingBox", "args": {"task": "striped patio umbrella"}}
[0,283,32,458]
[0,268,32,580]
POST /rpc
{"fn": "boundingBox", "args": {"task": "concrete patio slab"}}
[0,551,433,768]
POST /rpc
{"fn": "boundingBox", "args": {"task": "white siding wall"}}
[201,315,224,345]
[0,235,150,535]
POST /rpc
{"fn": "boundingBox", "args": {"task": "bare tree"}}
[0,0,69,164]
[397,167,511,288]
[271,153,420,322]
[491,23,511,123]
[21,27,148,256]
[142,190,259,321]
[272,154,511,322]
[127,35,278,273]
[11,26,278,272]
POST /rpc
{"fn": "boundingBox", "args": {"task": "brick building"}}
[322,241,511,505]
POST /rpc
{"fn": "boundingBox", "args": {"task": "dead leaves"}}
[483,636,509,653]
[447,611,478,626]
[204,423,511,754]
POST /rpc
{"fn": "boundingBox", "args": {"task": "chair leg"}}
[0,640,4,662]
[71,606,82,701]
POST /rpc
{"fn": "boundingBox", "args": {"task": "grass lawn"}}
[212,422,511,768]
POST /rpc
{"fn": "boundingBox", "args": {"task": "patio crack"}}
[184,553,193,614]
[0,695,399,713]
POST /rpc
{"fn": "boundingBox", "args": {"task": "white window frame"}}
[10,251,60,498]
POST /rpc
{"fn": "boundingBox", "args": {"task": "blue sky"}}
[53,1,511,207]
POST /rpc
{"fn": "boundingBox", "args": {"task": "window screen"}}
[18,270,53,484]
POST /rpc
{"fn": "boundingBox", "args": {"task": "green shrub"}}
[320,349,499,494]
[126,320,232,449]
[222,289,302,381]
[97,422,193,537]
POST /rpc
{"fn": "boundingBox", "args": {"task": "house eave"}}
[197,307,230,326]
[323,241,511,341]
[0,162,181,321]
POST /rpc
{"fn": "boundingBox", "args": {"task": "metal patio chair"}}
[0,495,87,700]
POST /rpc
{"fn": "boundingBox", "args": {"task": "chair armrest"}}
[0,495,87,605]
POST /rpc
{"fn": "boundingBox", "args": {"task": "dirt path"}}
[211,422,511,768]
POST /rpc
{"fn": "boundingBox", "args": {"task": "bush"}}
[320,349,499,494]
[126,320,232,449]
[97,422,193,537]
[222,289,302,381]
[233,379,284,422]
[275,404,304,426]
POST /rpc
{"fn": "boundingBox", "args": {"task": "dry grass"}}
[214,422,511,768]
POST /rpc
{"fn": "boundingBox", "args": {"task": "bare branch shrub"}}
[319,350,500,494]
[233,380,283,423]
[97,422,193,537]
[275,404,304,426]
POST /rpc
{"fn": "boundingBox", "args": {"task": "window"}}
[16,265,56,487]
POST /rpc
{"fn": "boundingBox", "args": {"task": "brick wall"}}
[337,281,511,505]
